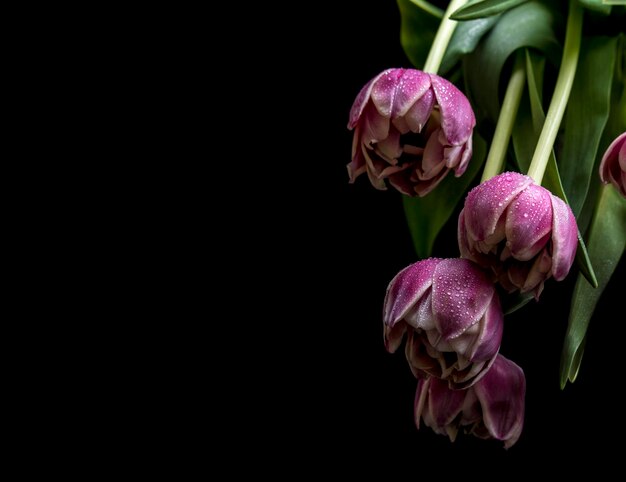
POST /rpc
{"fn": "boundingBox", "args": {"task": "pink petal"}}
[346,146,366,183]
[374,127,402,162]
[388,168,418,196]
[429,74,476,146]
[405,88,435,133]
[431,259,494,340]
[383,322,407,353]
[414,379,429,429]
[468,293,503,362]
[599,132,626,181]
[505,184,553,261]
[370,69,404,118]
[443,144,463,169]
[474,355,526,449]
[361,103,390,146]
[419,128,447,180]
[383,259,441,327]
[549,194,578,281]
[393,69,432,118]
[521,248,552,298]
[464,172,534,242]
[455,136,473,175]
[348,69,393,129]
[457,209,473,259]
[426,377,466,428]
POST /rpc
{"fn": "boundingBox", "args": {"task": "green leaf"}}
[577,0,611,14]
[439,16,499,74]
[567,336,586,383]
[502,292,534,315]
[450,0,529,20]
[576,35,626,235]
[397,0,443,68]
[560,186,626,389]
[403,133,486,259]
[513,49,598,287]
[511,51,545,173]
[559,36,617,217]
[464,1,561,123]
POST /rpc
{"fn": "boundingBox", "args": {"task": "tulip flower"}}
[383,258,503,389]
[458,172,578,298]
[414,354,526,449]
[347,68,476,197]
[599,132,626,198]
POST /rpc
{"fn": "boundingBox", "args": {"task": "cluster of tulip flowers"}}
[348,63,625,447]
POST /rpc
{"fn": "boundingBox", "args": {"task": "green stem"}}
[527,0,582,184]
[481,52,526,182]
[422,0,469,74]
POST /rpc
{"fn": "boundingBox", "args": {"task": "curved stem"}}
[527,0,583,184]
[423,0,469,74]
[481,52,526,182]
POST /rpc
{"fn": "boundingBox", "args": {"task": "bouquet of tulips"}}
[347,0,625,448]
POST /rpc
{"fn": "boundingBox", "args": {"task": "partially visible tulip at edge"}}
[415,354,526,449]
[599,131,626,198]
[347,68,476,197]
[383,258,503,389]
[458,172,578,299]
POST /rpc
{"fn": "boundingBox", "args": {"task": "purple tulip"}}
[599,132,626,198]
[383,258,503,389]
[458,172,578,299]
[347,68,476,197]
[414,354,525,449]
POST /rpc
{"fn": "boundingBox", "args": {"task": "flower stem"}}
[481,52,526,182]
[527,0,583,184]
[422,0,469,74]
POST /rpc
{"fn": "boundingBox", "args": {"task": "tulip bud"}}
[458,171,578,298]
[599,132,626,198]
[383,258,503,389]
[347,68,476,197]
[415,354,525,449]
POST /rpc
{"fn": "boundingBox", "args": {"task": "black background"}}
[268,0,625,473]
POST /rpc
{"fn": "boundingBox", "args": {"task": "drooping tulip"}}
[383,258,503,389]
[414,354,526,449]
[347,68,475,197]
[458,171,578,299]
[599,131,626,198]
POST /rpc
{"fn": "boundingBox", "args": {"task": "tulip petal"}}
[394,69,432,118]
[456,136,473,175]
[370,69,404,118]
[375,128,403,162]
[505,184,553,261]
[474,355,526,449]
[348,69,391,129]
[549,194,578,281]
[388,169,418,196]
[405,331,441,378]
[468,293,503,362]
[522,247,552,298]
[464,172,533,242]
[429,74,475,146]
[428,377,466,429]
[383,259,440,327]
[414,379,429,429]
[420,128,447,180]
[362,103,390,146]
[599,132,626,197]
[405,88,435,133]
[383,322,407,353]
[431,259,494,339]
